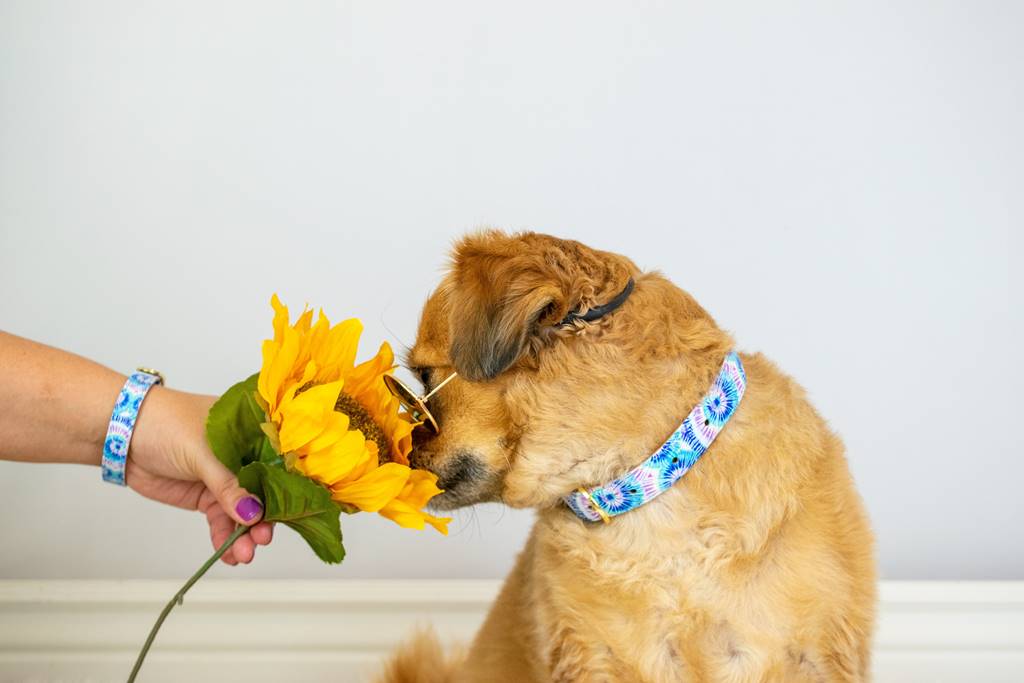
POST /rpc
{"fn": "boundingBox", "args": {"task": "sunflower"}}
[256,294,450,534]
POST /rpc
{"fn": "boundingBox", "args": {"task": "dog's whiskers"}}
[379,305,412,356]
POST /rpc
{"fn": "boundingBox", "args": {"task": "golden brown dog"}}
[378,231,875,682]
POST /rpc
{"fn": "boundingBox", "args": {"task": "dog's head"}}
[406,230,730,511]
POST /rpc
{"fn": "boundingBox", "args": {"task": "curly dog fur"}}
[376,231,875,682]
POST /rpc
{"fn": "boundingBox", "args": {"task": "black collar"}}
[560,278,635,326]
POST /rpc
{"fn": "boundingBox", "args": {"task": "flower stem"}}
[127,524,249,683]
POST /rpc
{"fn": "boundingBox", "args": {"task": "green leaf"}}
[237,462,346,564]
[206,373,273,473]
[255,432,282,467]
[208,375,343,564]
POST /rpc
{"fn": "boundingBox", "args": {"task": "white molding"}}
[1,580,1022,681]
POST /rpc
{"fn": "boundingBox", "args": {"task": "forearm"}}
[0,331,270,563]
[0,331,128,466]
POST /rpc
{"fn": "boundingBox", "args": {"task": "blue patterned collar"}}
[565,351,747,523]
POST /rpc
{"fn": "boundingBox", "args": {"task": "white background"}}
[0,1,1020,581]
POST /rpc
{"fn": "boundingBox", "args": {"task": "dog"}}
[377,230,876,682]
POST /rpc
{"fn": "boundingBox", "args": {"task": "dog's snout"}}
[437,451,486,491]
[404,446,491,510]
[407,448,426,470]
[411,425,434,451]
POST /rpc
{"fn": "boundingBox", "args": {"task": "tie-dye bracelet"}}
[101,368,164,486]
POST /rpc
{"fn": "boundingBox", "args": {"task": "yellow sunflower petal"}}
[298,358,317,386]
[345,440,380,482]
[296,429,368,487]
[295,306,314,333]
[277,380,344,453]
[379,497,451,534]
[331,462,410,512]
[305,311,332,373]
[314,318,363,382]
[270,293,289,344]
[344,341,394,400]
[268,326,302,411]
[257,338,280,409]
[372,409,414,466]
[400,469,446,509]
[303,410,351,454]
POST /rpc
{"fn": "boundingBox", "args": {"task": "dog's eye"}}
[417,367,432,390]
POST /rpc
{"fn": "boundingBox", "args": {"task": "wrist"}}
[101,370,165,485]
[131,387,216,479]
[78,371,129,467]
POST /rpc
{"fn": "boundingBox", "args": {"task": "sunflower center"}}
[334,391,392,464]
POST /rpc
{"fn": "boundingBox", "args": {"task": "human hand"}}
[129,386,274,565]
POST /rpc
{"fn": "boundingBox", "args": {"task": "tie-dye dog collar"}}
[564,351,747,523]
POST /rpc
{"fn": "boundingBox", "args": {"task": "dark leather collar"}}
[560,277,635,326]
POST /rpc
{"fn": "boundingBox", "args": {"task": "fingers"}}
[193,451,264,527]
[249,521,275,546]
[205,496,275,565]
[205,503,240,565]
[231,532,256,564]
[227,522,275,564]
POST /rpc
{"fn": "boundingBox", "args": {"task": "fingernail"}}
[235,496,263,522]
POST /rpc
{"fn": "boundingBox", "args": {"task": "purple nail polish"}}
[236,496,263,522]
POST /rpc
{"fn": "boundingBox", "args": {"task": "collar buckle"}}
[576,488,611,524]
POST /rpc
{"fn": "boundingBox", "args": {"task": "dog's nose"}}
[408,436,433,470]
[407,449,423,469]
[411,424,435,450]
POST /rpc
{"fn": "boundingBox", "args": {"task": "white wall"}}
[0,1,1020,581]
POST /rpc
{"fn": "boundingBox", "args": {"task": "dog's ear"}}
[445,230,635,382]
[447,262,562,382]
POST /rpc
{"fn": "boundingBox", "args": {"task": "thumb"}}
[195,454,264,526]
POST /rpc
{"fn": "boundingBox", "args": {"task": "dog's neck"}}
[562,351,746,524]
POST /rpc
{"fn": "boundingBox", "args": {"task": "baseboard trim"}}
[1,580,1022,681]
